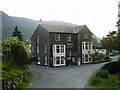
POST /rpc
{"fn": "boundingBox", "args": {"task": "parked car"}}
[112,50,120,55]
[109,52,114,56]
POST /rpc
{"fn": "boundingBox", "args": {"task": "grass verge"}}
[89,71,120,88]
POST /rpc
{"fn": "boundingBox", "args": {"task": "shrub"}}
[90,75,101,85]
[94,51,99,56]
[89,72,120,88]
[92,53,105,62]
[2,70,11,80]
[104,55,109,60]
[101,61,120,74]
[2,37,31,68]
[96,69,108,78]
[93,56,101,61]
[98,53,104,59]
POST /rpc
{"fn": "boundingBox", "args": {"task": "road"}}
[110,55,120,62]
[26,56,119,88]
[27,63,107,88]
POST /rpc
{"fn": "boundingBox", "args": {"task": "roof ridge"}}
[39,24,85,33]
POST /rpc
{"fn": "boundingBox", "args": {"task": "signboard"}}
[67,43,73,48]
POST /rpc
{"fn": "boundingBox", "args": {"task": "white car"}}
[37,61,40,65]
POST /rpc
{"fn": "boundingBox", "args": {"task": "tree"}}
[101,30,119,52]
[92,37,98,44]
[116,14,120,32]
[12,26,23,41]
[2,37,31,68]
[116,14,120,51]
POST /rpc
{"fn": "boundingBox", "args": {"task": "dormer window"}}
[55,34,60,41]
[67,35,71,41]
[84,34,88,39]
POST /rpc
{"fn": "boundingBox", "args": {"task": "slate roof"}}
[31,24,93,39]
[40,24,84,33]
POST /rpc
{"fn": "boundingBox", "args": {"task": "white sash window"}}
[53,45,66,66]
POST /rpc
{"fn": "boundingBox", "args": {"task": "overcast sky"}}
[0,0,119,38]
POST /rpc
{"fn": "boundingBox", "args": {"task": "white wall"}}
[93,49,106,55]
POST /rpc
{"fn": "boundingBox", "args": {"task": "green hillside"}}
[1,11,38,40]
[0,11,101,41]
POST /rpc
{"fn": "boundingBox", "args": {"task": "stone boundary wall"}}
[2,68,29,90]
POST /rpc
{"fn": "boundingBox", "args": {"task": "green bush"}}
[104,55,109,60]
[98,53,104,59]
[2,37,31,68]
[96,69,108,79]
[93,56,101,61]
[94,51,99,56]
[89,72,120,88]
[92,53,109,62]
[2,70,11,80]
[15,72,32,89]
[90,75,101,85]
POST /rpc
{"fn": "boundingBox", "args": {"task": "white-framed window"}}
[56,46,60,53]
[37,35,39,43]
[67,51,71,59]
[86,43,88,50]
[89,42,91,49]
[53,46,55,53]
[85,54,88,62]
[45,56,47,65]
[61,46,64,53]
[45,45,47,53]
[55,34,60,41]
[61,56,65,64]
[53,56,65,65]
[82,42,84,50]
[37,45,39,53]
[56,57,60,64]
[53,45,66,66]
[82,54,84,62]
[102,49,104,52]
[67,35,71,41]
[53,45,65,54]
[53,57,56,64]
[82,42,93,50]
[84,34,88,39]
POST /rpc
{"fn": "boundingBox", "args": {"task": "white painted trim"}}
[53,64,66,66]
[53,56,66,66]
[53,45,66,55]
[45,56,47,65]
[82,42,93,63]
[55,34,60,41]
[37,45,39,53]
[45,45,47,54]
[37,35,39,43]
[52,45,66,66]
[67,35,71,41]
